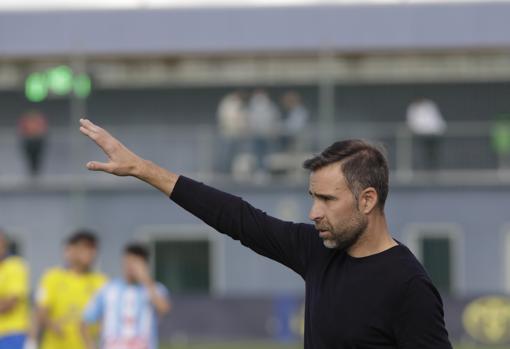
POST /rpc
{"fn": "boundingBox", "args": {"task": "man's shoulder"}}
[40,266,66,282]
[88,271,108,285]
[5,255,24,264]
[3,256,27,271]
[97,279,127,301]
[385,244,430,282]
[103,278,125,290]
[294,223,325,251]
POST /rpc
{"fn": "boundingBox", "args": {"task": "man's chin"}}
[322,239,340,249]
[322,236,359,250]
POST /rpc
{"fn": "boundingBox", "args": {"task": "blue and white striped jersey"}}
[83,279,169,349]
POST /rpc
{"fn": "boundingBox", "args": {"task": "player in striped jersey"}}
[82,243,171,349]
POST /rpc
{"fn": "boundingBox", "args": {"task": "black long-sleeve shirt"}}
[170,176,453,349]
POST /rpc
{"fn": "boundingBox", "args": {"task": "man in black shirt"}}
[79,118,452,349]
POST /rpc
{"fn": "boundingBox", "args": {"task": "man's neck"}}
[347,214,397,258]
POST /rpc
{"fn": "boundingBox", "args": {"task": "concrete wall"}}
[1,179,508,296]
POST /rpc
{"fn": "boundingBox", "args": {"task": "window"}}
[420,236,452,294]
[153,239,211,294]
[405,224,462,295]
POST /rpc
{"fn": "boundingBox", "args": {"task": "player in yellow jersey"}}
[29,230,107,349]
[0,230,29,349]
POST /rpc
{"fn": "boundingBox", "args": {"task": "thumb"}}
[86,161,115,173]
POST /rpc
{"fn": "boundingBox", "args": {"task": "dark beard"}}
[330,214,368,251]
[333,225,365,251]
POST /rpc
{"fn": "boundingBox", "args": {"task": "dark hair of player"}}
[303,139,389,210]
[124,243,150,262]
[66,229,98,248]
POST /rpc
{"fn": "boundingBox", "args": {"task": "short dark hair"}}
[66,229,98,248]
[303,140,389,209]
[124,243,150,262]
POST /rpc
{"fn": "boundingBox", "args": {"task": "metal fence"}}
[1,121,508,189]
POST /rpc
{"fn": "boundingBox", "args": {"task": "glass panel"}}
[421,236,452,294]
[154,240,210,294]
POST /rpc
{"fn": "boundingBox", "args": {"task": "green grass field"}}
[162,343,298,349]
[161,342,507,349]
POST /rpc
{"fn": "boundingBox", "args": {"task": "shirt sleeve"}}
[35,271,54,308]
[170,176,318,278]
[392,276,453,349]
[82,287,105,324]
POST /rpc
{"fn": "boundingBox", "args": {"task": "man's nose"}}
[308,202,323,222]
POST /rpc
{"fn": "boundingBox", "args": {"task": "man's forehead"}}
[68,241,96,249]
[308,164,347,192]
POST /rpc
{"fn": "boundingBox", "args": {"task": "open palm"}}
[79,118,142,176]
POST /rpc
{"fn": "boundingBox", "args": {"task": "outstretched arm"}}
[79,119,179,196]
[80,118,319,278]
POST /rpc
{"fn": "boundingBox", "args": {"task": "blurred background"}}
[1,0,510,348]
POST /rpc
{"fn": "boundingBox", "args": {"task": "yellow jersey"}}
[0,256,29,336]
[36,267,107,349]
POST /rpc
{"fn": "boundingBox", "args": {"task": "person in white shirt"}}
[406,98,447,170]
[217,91,248,173]
[247,89,281,172]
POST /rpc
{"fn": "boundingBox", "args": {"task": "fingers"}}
[80,118,128,176]
[79,126,93,138]
[86,161,115,173]
[80,118,99,132]
[79,118,101,141]
[79,118,115,154]
[79,118,108,139]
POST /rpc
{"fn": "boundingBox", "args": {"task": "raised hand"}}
[79,118,143,176]
[131,258,153,286]
[80,118,179,196]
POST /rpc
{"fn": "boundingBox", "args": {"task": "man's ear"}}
[359,187,378,214]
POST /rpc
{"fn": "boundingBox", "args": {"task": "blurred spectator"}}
[28,231,107,349]
[0,230,29,349]
[406,98,447,170]
[247,89,281,173]
[491,113,510,170]
[217,91,248,173]
[81,243,171,349]
[280,91,309,152]
[17,111,48,177]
